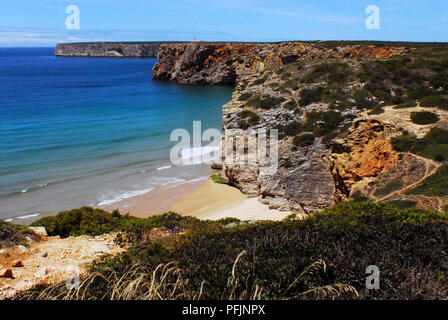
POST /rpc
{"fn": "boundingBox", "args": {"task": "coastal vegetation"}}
[373,180,404,197]
[406,165,448,196]
[210,173,224,184]
[410,111,439,125]
[0,220,40,248]
[391,127,448,162]
[17,202,448,300]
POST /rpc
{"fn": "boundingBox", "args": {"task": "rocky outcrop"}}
[330,118,399,201]
[152,41,406,84]
[55,42,167,57]
[0,232,124,299]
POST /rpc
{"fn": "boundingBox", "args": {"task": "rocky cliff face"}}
[152,41,405,84]
[211,43,447,214]
[55,42,166,57]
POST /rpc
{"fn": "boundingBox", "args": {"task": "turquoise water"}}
[0,47,233,220]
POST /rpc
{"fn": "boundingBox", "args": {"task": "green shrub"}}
[394,100,417,109]
[237,120,249,129]
[283,100,297,110]
[32,208,200,240]
[283,159,293,168]
[211,173,224,184]
[252,75,268,85]
[410,111,440,125]
[420,95,448,110]
[293,133,315,147]
[238,92,253,101]
[238,110,260,126]
[353,89,376,109]
[299,87,324,106]
[302,62,346,83]
[406,165,448,196]
[391,135,417,152]
[368,107,385,115]
[278,121,302,137]
[32,207,128,237]
[412,128,448,160]
[350,190,369,202]
[24,202,448,300]
[374,180,404,197]
[247,94,286,109]
[386,200,418,209]
[0,220,40,248]
[407,85,434,99]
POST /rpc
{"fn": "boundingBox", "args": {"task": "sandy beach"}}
[100,177,292,221]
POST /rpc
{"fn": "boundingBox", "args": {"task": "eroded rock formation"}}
[152,41,405,84]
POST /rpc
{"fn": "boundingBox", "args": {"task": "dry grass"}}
[15,253,352,300]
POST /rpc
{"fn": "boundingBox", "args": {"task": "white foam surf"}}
[98,187,155,206]
[17,213,40,219]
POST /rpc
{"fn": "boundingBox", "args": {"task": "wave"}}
[180,146,220,165]
[97,187,155,206]
[21,183,48,193]
[5,218,13,222]
[156,165,172,171]
[97,176,186,206]
[17,213,40,219]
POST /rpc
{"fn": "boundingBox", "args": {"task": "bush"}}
[391,135,417,152]
[353,89,375,109]
[420,95,448,110]
[0,220,40,248]
[22,202,448,300]
[410,111,440,125]
[374,180,404,197]
[247,94,286,109]
[31,207,198,238]
[283,100,297,110]
[386,200,418,209]
[368,107,385,115]
[406,165,448,196]
[299,87,324,106]
[211,173,224,184]
[407,85,434,99]
[412,128,448,160]
[394,100,417,109]
[238,92,253,101]
[293,134,315,147]
[238,110,260,126]
[278,121,302,137]
[237,120,249,129]
[251,75,268,85]
[32,207,127,238]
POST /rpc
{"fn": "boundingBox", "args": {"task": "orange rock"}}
[12,260,24,268]
[0,269,14,279]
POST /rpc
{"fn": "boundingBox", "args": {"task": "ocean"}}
[0,47,233,221]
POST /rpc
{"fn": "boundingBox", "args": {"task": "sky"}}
[0,0,447,46]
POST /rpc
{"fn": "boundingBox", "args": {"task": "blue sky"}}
[0,0,447,46]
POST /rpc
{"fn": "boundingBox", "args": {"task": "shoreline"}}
[100,176,293,221]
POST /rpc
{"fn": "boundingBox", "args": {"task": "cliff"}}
[152,41,405,84]
[158,42,445,214]
[55,42,166,57]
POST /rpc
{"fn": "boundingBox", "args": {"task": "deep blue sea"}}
[0,47,233,221]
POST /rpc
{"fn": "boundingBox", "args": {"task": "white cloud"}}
[0,26,236,46]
